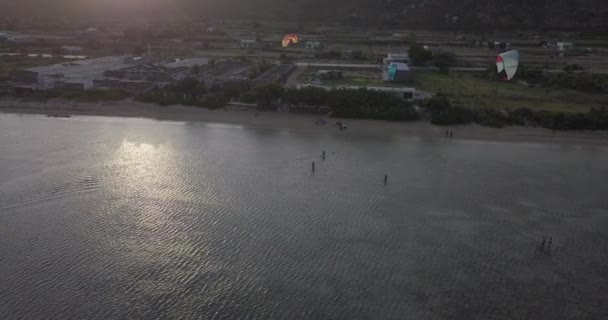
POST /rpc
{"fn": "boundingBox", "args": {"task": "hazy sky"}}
[0,0,184,15]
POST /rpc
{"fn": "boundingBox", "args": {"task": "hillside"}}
[249,0,608,32]
[1,0,607,32]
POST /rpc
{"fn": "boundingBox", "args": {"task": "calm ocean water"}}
[1,114,607,320]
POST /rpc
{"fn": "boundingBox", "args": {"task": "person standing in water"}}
[540,236,547,251]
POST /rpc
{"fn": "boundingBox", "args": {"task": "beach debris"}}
[336,121,348,130]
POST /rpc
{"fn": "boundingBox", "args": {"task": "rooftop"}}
[164,58,210,69]
[254,64,293,82]
[389,62,410,71]
[25,56,132,80]
[388,53,409,59]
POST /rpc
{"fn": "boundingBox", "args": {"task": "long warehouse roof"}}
[26,56,132,80]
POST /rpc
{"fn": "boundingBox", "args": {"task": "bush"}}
[135,85,225,109]
[22,89,131,102]
[409,44,433,66]
[475,108,508,128]
[62,89,130,102]
[284,86,329,106]
[587,106,608,130]
[505,106,608,131]
[517,65,545,83]
[329,49,342,58]
[222,82,243,100]
[328,87,418,121]
[563,63,584,73]
[544,73,607,93]
[240,92,256,104]
[254,83,285,107]
[507,107,534,125]
[385,104,419,121]
[425,94,451,114]
[425,94,474,125]
[430,106,475,125]
[433,51,457,74]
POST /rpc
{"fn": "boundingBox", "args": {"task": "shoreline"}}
[1,98,608,146]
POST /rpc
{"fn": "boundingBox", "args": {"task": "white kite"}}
[496,50,519,81]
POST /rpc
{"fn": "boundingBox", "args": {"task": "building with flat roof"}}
[61,46,83,53]
[12,56,134,90]
[164,58,210,70]
[0,32,34,43]
[252,64,294,86]
[383,62,411,82]
[305,41,322,50]
[383,53,410,64]
[240,39,257,49]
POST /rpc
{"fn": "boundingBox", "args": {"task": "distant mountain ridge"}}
[259,0,608,31]
[1,0,606,31]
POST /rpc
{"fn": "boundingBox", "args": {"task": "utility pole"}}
[144,0,152,58]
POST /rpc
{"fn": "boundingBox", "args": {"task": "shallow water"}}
[1,114,607,320]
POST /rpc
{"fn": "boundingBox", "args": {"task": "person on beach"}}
[384,174,388,185]
[450,131,454,139]
[547,237,553,252]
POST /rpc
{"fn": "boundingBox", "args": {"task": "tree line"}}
[257,84,419,121]
[426,94,608,131]
[136,77,226,109]
[508,65,608,94]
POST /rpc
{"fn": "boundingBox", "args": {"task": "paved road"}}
[294,62,380,69]
[294,62,488,72]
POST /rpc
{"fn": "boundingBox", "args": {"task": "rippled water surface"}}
[1,115,607,320]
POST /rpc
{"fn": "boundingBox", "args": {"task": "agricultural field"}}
[412,71,608,113]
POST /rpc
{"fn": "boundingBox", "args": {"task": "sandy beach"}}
[1,98,607,146]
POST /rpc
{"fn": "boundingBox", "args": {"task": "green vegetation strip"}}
[413,71,608,113]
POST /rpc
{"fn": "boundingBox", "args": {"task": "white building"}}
[0,32,34,43]
[12,56,133,90]
[61,46,83,53]
[557,42,574,52]
[240,39,257,49]
[383,53,410,65]
[305,41,321,50]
